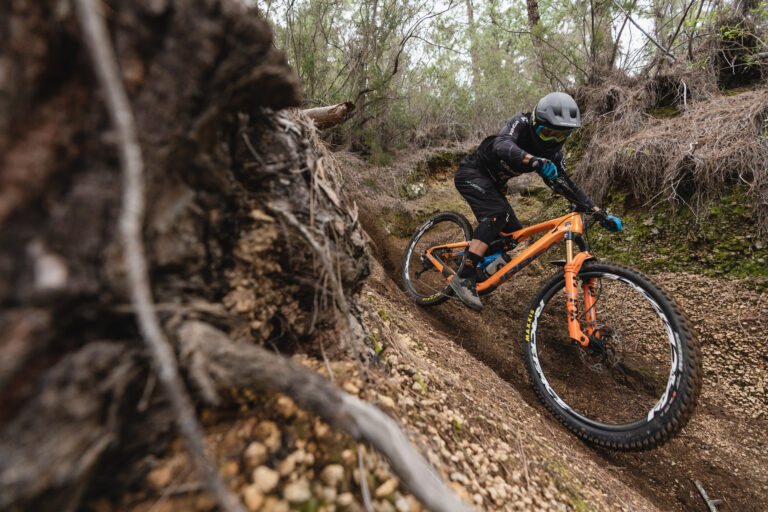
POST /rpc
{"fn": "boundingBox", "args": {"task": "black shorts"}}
[454,165,521,242]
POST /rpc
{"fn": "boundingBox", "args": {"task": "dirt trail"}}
[356,189,768,512]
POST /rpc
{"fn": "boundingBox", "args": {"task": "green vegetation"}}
[369,332,383,354]
[379,207,435,238]
[512,181,767,289]
[414,374,427,395]
[363,175,381,193]
[646,105,681,118]
[591,186,768,289]
[399,150,467,200]
[544,461,590,512]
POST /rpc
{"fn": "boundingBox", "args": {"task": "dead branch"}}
[178,320,475,512]
[302,101,356,128]
[693,479,722,512]
[610,0,677,62]
[73,1,244,511]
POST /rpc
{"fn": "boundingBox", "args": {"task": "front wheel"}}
[522,262,702,450]
[401,211,472,306]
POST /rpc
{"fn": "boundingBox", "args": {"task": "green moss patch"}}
[399,150,468,200]
[646,105,681,119]
[591,186,768,290]
[379,207,436,238]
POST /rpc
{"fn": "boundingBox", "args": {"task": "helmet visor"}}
[536,125,572,143]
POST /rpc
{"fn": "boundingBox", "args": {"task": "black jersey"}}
[459,113,596,210]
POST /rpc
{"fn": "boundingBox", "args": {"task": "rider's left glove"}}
[595,209,623,231]
[529,156,557,181]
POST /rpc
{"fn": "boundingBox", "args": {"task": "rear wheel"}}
[522,262,702,450]
[401,212,472,306]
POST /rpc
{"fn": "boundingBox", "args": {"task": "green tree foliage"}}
[250,0,766,155]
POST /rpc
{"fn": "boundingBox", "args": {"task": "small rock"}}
[375,478,398,498]
[378,394,396,409]
[405,496,423,512]
[320,464,345,487]
[314,421,331,439]
[337,492,355,506]
[222,460,239,478]
[244,442,268,468]
[450,472,468,485]
[242,484,264,511]
[322,486,337,503]
[252,466,280,493]
[394,494,410,512]
[254,421,281,451]
[195,494,216,511]
[343,381,360,395]
[276,396,297,418]
[341,449,356,465]
[376,499,397,512]
[261,497,289,512]
[146,465,172,490]
[278,451,298,476]
[284,479,311,503]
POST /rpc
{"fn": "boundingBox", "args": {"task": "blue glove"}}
[529,156,557,181]
[595,210,623,231]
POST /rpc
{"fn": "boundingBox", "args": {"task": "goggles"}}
[536,125,572,143]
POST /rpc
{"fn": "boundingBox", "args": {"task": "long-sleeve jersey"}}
[460,113,597,211]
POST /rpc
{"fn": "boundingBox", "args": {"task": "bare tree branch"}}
[610,0,677,62]
[491,18,589,77]
[666,0,699,59]
[609,15,630,69]
[73,1,245,511]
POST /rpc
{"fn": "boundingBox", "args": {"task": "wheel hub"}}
[578,325,624,373]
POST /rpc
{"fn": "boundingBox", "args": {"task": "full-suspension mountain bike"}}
[400,205,702,450]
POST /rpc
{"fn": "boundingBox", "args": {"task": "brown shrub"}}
[576,86,768,233]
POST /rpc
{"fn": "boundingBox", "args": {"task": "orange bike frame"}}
[424,211,596,347]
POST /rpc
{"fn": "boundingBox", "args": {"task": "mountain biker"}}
[450,92,622,310]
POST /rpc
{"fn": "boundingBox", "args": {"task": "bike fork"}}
[564,240,597,347]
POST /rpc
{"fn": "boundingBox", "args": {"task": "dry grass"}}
[572,12,768,234]
[574,72,768,233]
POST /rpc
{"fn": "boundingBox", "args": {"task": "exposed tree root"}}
[178,320,474,512]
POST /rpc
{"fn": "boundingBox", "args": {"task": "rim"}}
[528,269,683,431]
[404,216,468,299]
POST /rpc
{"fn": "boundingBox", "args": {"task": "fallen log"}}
[302,101,356,128]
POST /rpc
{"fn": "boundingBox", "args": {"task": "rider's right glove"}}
[529,156,557,181]
[594,209,623,231]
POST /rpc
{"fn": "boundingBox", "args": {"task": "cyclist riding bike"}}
[451,92,623,310]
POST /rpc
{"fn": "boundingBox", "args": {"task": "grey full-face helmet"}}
[531,92,581,147]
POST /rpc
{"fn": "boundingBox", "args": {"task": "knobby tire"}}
[401,212,472,306]
[522,261,702,450]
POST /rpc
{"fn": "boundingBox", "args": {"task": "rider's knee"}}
[475,213,509,244]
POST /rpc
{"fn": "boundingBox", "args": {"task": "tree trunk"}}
[465,0,480,87]
[0,1,369,509]
[526,0,541,27]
